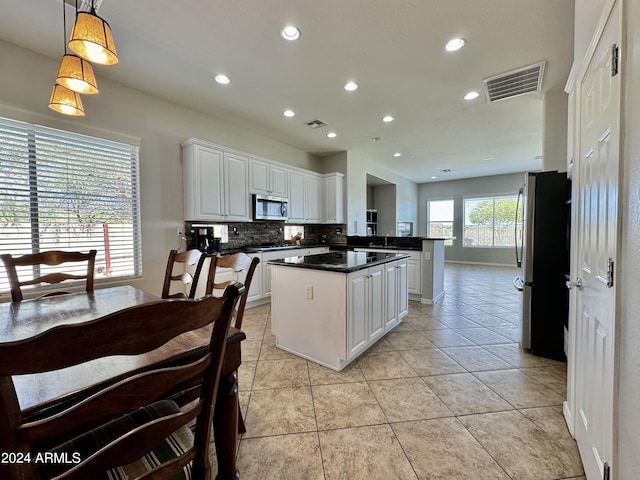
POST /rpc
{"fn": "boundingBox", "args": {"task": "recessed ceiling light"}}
[445,38,466,52]
[344,81,358,92]
[371,136,382,142]
[431,175,439,179]
[283,110,295,117]
[464,91,480,100]
[281,25,301,41]
[382,115,394,123]
[327,132,337,138]
[393,152,402,157]
[214,74,230,85]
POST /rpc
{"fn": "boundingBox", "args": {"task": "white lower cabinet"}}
[383,258,408,331]
[255,247,329,305]
[355,248,420,300]
[347,264,384,360]
[347,259,407,361]
[405,252,421,296]
[396,258,409,318]
[209,252,262,303]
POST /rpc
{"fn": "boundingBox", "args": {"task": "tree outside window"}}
[463,196,519,247]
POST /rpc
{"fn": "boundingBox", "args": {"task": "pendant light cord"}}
[62,0,67,54]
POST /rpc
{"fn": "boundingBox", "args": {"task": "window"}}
[213,225,229,243]
[284,225,304,241]
[0,116,141,293]
[427,199,453,246]
[463,195,519,247]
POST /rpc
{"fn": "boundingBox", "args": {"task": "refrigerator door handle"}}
[515,187,523,268]
[513,275,524,292]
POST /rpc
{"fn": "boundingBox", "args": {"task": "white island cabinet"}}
[270,251,409,371]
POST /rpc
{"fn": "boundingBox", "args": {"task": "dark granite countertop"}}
[240,243,330,253]
[268,251,410,273]
[346,235,448,251]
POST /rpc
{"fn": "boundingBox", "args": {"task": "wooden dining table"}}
[0,285,245,480]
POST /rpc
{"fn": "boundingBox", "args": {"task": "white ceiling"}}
[0,0,574,183]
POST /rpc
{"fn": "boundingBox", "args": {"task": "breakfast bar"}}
[269,251,409,371]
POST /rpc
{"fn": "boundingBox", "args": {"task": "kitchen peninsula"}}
[270,251,409,371]
[348,236,446,304]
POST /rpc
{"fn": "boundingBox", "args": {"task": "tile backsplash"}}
[186,221,346,250]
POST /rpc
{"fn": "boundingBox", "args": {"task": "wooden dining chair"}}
[0,284,244,480]
[0,250,97,303]
[161,249,209,299]
[205,252,259,434]
[206,252,259,330]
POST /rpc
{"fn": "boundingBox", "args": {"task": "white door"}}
[573,3,621,478]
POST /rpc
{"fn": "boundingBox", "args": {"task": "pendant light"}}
[49,1,87,116]
[55,1,98,95]
[68,0,118,66]
[48,84,85,116]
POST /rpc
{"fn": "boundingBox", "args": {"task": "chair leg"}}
[238,405,246,434]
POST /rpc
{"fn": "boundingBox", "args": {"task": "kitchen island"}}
[270,251,409,371]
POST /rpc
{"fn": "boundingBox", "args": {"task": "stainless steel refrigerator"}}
[513,171,570,360]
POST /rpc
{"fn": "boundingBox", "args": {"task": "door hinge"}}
[611,44,619,76]
[603,461,611,480]
[606,258,614,288]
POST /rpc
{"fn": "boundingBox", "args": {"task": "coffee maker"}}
[189,225,221,253]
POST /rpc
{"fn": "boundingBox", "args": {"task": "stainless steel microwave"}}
[253,194,289,221]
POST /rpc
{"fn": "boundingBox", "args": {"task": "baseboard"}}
[421,290,445,305]
[445,260,519,269]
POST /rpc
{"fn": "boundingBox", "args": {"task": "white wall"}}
[374,184,397,235]
[0,40,321,295]
[618,0,640,476]
[542,90,569,172]
[574,0,608,67]
[418,173,525,265]
[345,151,418,236]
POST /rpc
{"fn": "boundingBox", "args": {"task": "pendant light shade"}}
[56,54,99,94]
[48,84,85,116]
[68,9,118,66]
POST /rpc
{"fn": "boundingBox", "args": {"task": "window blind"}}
[0,116,142,293]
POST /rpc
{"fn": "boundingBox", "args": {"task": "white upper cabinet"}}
[182,139,250,222]
[323,172,344,224]
[287,169,321,224]
[249,158,288,197]
[287,170,306,223]
[305,173,322,223]
[223,152,251,221]
[183,138,345,225]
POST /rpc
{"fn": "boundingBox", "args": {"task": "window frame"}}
[426,197,454,246]
[462,193,519,248]
[0,115,142,295]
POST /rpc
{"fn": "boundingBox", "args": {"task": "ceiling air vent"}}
[483,61,545,102]
[305,119,327,129]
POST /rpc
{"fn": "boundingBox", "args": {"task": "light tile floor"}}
[218,264,586,480]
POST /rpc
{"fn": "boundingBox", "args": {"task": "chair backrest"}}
[161,249,209,299]
[0,284,244,480]
[0,250,97,303]
[206,252,259,329]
